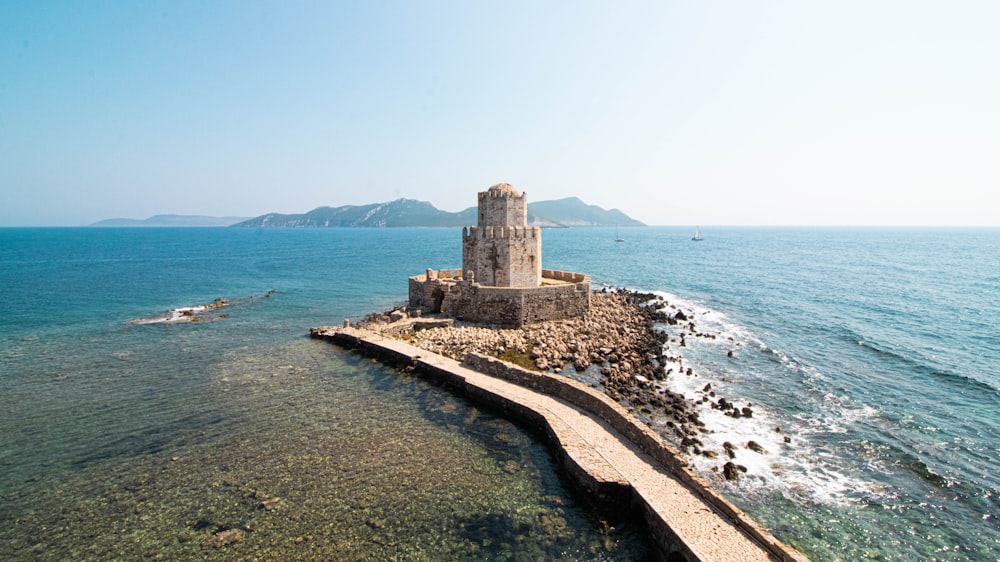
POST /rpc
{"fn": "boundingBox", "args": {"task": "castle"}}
[408,183,591,327]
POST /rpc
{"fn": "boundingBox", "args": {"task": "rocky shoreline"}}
[363,289,771,481]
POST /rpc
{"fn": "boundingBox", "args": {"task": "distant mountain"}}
[232,197,643,228]
[233,199,477,228]
[91,214,250,227]
[527,197,643,227]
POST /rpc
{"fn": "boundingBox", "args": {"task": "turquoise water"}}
[1,226,998,560]
[0,227,648,561]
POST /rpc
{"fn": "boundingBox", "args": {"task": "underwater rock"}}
[203,528,244,548]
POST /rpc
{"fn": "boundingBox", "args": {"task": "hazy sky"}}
[2,1,998,226]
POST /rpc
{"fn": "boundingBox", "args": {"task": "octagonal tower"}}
[461,183,542,287]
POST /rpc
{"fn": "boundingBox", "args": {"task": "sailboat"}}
[692,226,703,241]
[615,225,625,242]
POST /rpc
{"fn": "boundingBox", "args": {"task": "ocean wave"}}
[833,325,1000,398]
[648,289,762,346]
[622,282,997,520]
[862,340,999,398]
[666,389,877,507]
[126,292,276,326]
[129,305,211,324]
[664,346,879,505]
[645,307,881,507]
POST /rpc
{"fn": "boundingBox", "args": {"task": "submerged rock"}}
[259,496,281,511]
[203,528,244,548]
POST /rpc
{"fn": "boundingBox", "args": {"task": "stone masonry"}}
[461,183,541,287]
[409,184,590,327]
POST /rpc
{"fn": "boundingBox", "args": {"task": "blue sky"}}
[2,1,998,226]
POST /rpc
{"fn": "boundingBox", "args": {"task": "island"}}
[231,195,644,228]
[312,183,806,561]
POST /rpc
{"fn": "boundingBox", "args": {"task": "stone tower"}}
[462,183,542,287]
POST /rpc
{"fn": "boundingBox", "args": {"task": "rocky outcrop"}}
[397,289,705,450]
[365,287,785,482]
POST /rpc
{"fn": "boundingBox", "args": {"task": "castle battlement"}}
[480,189,526,200]
[463,225,541,241]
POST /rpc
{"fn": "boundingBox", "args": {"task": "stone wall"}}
[516,282,590,325]
[461,226,542,287]
[478,187,527,227]
[542,269,588,283]
[408,269,591,327]
[461,353,808,562]
[408,269,460,313]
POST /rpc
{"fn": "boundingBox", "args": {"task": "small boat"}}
[692,226,703,241]
[615,225,625,242]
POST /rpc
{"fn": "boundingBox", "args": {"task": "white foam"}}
[650,289,762,346]
[664,385,878,505]
[129,305,208,324]
[644,291,883,506]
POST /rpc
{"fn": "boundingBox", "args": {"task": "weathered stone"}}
[723,441,737,459]
[203,528,244,548]
[408,185,590,326]
[723,462,740,481]
[401,289,698,454]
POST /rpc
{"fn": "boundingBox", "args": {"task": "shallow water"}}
[0,334,648,560]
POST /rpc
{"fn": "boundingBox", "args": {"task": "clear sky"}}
[2,1,998,226]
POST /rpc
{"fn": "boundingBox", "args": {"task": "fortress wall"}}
[408,275,435,310]
[462,227,541,288]
[447,279,590,327]
[507,232,542,287]
[519,281,591,324]
[408,270,461,312]
[542,269,587,283]
[450,285,525,326]
[410,269,590,326]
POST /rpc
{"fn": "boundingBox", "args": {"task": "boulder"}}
[723,462,740,481]
[204,528,244,548]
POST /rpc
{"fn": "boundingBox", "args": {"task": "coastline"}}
[374,289,766,480]
[314,289,809,561]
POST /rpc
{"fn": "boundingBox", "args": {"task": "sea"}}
[0,226,997,561]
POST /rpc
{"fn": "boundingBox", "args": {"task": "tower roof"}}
[486,183,521,197]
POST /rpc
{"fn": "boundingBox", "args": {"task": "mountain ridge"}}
[91,214,250,227]
[232,197,644,228]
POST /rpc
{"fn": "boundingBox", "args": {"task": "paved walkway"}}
[316,327,806,562]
